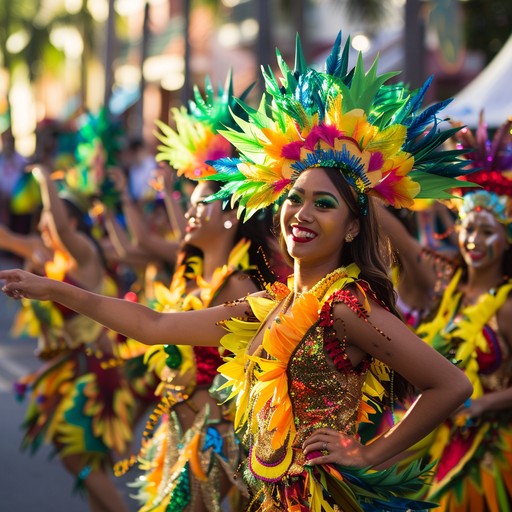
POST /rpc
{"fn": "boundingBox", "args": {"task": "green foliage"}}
[463,0,512,63]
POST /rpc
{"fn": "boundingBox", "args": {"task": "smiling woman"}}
[412,188,512,511]
[372,115,512,511]
[459,212,500,265]
[0,31,476,511]
[408,117,512,511]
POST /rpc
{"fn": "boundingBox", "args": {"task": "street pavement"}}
[0,254,143,512]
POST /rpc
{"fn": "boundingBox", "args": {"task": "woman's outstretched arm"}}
[0,224,50,268]
[0,268,250,347]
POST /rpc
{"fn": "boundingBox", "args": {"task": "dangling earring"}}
[344,233,354,242]
[224,220,233,230]
[204,204,212,222]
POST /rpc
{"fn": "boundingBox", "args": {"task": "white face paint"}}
[183,182,232,250]
[458,210,508,270]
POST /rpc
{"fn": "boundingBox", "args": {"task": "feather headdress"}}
[155,70,251,181]
[205,32,473,219]
[450,113,512,241]
[65,108,123,207]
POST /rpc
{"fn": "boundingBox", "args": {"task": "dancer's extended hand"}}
[0,269,52,301]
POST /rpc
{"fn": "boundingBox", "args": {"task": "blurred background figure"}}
[121,137,158,204]
[0,126,28,236]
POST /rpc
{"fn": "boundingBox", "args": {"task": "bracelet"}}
[77,464,92,483]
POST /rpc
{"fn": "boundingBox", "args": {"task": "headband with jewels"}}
[203,32,474,220]
[154,70,253,181]
[450,113,512,241]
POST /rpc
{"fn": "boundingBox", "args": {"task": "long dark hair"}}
[504,246,512,280]
[276,167,413,402]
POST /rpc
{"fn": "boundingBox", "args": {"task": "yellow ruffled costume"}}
[129,239,254,512]
[218,264,434,511]
[11,251,135,477]
[414,271,512,511]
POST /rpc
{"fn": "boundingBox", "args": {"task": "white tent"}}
[444,34,512,128]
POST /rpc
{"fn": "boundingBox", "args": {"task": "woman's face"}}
[458,209,509,271]
[280,168,358,269]
[184,182,233,249]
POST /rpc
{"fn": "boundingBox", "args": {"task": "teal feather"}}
[275,51,297,94]
[188,71,236,130]
[304,459,438,511]
[205,181,244,203]
[325,31,352,81]
[411,170,477,198]
[231,99,274,131]
[294,33,308,76]
[203,158,243,180]
[405,99,454,141]
[407,126,463,161]
[218,128,264,159]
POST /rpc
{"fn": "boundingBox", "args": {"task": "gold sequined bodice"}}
[248,320,367,476]
[230,264,374,482]
[289,324,366,442]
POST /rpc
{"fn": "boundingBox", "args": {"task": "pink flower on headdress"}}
[188,133,232,179]
[373,171,420,208]
[281,141,302,161]
[368,152,384,172]
[373,154,418,208]
[303,125,343,150]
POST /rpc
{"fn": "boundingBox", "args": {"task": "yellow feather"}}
[247,296,276,322]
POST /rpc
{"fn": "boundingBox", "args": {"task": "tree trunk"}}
[103,0,117,111]
[404,0,425,88]
[181,0,191,105]
[134,0,150,138]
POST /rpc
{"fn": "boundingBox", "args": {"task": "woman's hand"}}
[0,269,53,301]
[453,397,487,427]
[302,427,370,468]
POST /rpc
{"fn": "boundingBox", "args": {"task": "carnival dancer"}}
[116,72,277,512]
[411,114,512,511]
[6,163,133,512]
[0,32,474,511]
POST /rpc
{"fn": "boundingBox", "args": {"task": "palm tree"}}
[51,1,97,110]
[342,0,396,33]
[0,0,99,120]
[0,0,52,112]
